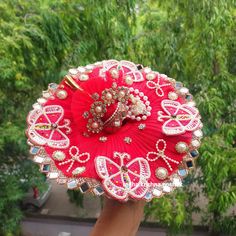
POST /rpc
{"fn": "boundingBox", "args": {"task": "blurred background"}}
[0,0,235,236]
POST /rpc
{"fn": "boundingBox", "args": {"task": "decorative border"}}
[26,60,203,201]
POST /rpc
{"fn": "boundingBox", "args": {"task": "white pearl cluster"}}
[127,88,152,121]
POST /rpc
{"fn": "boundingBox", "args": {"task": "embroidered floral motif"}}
[58,146,90,173]
[158,100,201,135]
[146,75,171,97]
[95,152,151,200]
[27,105,71,148]
[103,60,144,82]
[146,139,179,171]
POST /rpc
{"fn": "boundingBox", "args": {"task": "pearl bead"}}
[125,75,133,85]
[168,91,178,100]
[175,142,188,153]
[155,167,168,180]
[146,72,156,80]
[72,167,86,176]
[56,90,68,99]
[142,115,147,120]
[106,93,113,100]
[92,122,99,129]
[191,139,201,148]
[79,74,89,81]
[119,91,126,97]
[134,89,139,94]
[179,87,189,95]
[95,106,102,113]
[110,68,119,79]
[136,117,141,121]
[52,151,66,161]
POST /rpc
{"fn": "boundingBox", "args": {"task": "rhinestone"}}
[193,130,203,139]
[85,64,94,70]
[155,167,168,180]
[93,185,104,195]
[48,83,58,90]
[67,179,78,189]
[30,146,40,155]
[136,64,143,70]
[83,112,89,119]
[172,177,182,187]
[138,123,146,130]
[77,66,86,73]
[56,90,68,99]
[125,75,133,85]
[114,120,122,127]
[69,68,78,75]
[110,68,119,79]
[189,150,199,158]
[79,182,90,193]
[178,168,188,177]
[185,94,193,101]
[175,82,183,89]
[79,74,89,81]
[32,103,41,109]
[187,101,196,107]
[144,67,151,73]
[191,139,201,148]
[152,188,162,197]
[179,87,189,95]
[168,91,178,100]
[41,164,50,172]
[146,72,156,80]
[48,172,59,179]
[124,137,132,144]
[57,177,67,185]
[162,184,172,193]
[185,159,194,169]
[52,151,66,161]
[144,191,152,201]
[33,156,44,164]
[99,136,107,142]
[42,91,51,99]
[175,142,188,153]
[72,167,86,176]
[37,97,47,104]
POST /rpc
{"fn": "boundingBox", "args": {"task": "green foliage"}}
[67,190,84,208]
[0,0,235,235]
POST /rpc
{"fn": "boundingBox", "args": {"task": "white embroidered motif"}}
[158,100,201,135]
[103,60,144,82]
[58,146,90,172]
[146,139,179,171]
[95,152,151,200]
[146,74,171,97]
[27,105,70,148]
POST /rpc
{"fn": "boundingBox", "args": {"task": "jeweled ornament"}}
[26,59,203,201]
